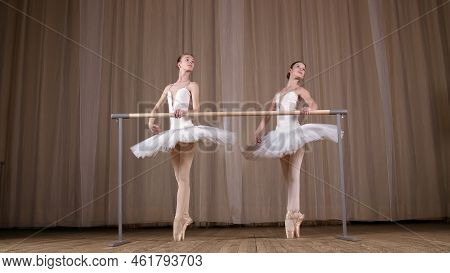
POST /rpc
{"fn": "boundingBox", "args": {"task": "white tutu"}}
[131,125,234,158]
[243,91,339,159]
[243,123,338,159]
[131,86,234,158]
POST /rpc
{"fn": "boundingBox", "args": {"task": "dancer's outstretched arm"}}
[147,86,169,133]
[254,96,276,143]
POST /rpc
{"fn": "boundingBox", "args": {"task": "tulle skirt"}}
[131,125,235,158]
[243,124,338,159]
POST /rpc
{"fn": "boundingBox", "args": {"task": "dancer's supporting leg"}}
[171,143,196,241]
[280,148,305,238]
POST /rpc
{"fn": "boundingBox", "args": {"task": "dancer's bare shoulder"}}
[186,81,199,95]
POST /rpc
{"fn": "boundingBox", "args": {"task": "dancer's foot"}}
[285,211,305,239]
[285,211,295,239]
[294,212,305,238]
[173,214,193,241]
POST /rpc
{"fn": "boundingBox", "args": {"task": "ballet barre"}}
[110,109,358,247]
[111,109,346,119]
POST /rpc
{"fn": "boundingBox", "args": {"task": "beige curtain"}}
[0,0,448,228]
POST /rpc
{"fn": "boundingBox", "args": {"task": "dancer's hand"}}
[174,109,187,118]
[254,131,263,144]
[301,107,311,115]
[150,123,161,134]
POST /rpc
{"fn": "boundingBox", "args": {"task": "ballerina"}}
[244,61,338,238]
[131,53,234,241]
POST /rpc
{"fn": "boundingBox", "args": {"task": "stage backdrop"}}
[0,0,448,228]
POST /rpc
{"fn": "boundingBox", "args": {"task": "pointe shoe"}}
[173,215,193,242]
[294,212,305,238]
[285,211,296,239]
[180,216,193,241]
[285,211,305,239]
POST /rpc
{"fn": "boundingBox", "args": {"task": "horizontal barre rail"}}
[111,109,347,119]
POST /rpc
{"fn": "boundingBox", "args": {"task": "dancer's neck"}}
[177,70,191,84]
[285,78,300,90]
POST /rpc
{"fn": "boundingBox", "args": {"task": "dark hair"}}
[177,53,194,65]
[286,61,305,79]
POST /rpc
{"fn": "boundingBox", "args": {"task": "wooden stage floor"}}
[1,222,449,253]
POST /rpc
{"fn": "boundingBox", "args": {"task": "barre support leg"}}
[111,118,130,247]
[336,114,359,242]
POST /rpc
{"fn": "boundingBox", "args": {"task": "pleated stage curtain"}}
[0,0,448,227]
